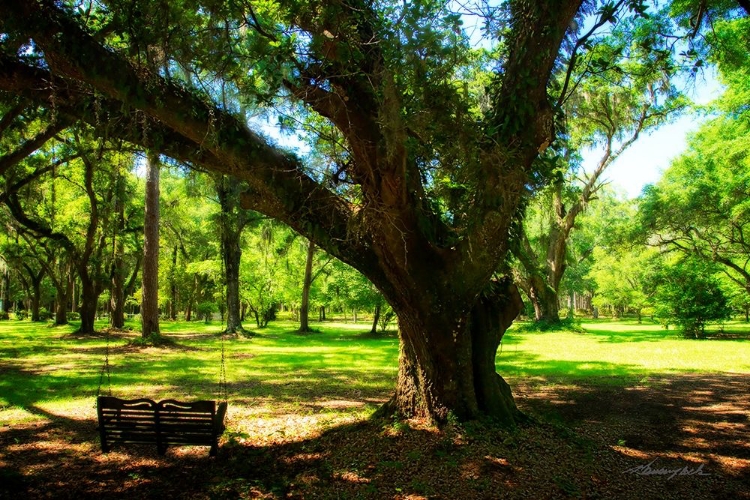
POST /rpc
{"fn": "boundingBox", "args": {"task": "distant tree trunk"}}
[526,274,560,322]
[299,239,315,332]
[123,254,142,299]
[216,176,247,334]
[185,276,196,322]
[319,305,325,321]
[30,280,41,321]
[51,258,71,325]
[54,283,68,325]
[220,225,243,332]
[78,275,100,334]
[22,264,45,322]
[0,265,9,319]
[141,153,161,338]
[110,258,125,329]
[71,276,77,313]
[169,246,178,320]
[108,170,126,329]
[371,304,381,334]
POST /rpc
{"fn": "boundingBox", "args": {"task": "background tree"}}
[639,18,750,306]
[240,221,291,328]
[1,127,126,333]
[513,16,686,322]
[652,256,732,338]
[215,175,258,334]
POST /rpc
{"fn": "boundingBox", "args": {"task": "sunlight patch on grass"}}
[501,321,750,379]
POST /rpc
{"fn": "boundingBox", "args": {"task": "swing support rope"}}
[95,327,229,402]
[96,327,112,399]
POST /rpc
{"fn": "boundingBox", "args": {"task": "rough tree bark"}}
[141,153,160,338]
[383,279,525,423]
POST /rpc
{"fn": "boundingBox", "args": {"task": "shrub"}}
[196,301,218,323]
[653,259,731,338]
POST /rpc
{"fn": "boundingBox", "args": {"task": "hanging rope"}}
[96,328,112,398]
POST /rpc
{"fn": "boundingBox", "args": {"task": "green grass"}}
[0,316,748,428]
[501,318,750,381]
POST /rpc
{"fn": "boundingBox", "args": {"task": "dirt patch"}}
[1,374,747,499]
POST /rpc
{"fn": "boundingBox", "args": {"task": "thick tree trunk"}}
[381,280,524,424]
[54,284,68,325]
[217,176,246,334]
[78,279,99,334]
[299,240,315,332]
[141,153,161,338]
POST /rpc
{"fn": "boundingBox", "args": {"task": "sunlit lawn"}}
[500,319,750,383]
[1,316,748,434]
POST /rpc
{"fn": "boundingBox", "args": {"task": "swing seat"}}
[97,396,227,456]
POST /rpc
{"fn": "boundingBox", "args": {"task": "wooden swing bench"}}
[97,396,227,456]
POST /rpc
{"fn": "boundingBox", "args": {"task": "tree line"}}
[0,156,392,334]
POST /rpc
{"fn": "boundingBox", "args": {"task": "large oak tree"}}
[0,0,697,423]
